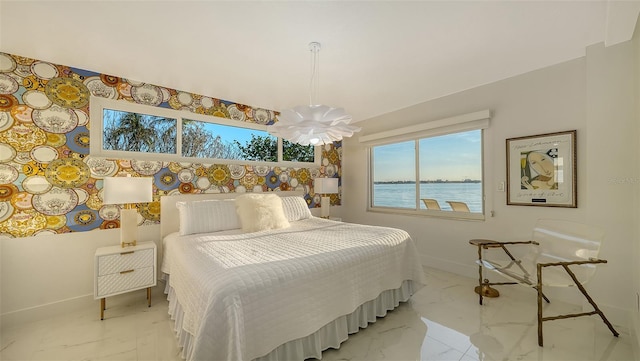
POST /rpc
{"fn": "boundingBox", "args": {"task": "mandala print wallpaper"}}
[0,52,342,238]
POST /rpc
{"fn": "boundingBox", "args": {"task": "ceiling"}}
[1,1,638,123]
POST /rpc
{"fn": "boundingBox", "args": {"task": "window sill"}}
[367,206,485,221]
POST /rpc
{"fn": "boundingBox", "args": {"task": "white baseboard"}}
[421,254,477,279]
[629,308,640,359]
[1,280,168,331]
[0,293,94,330]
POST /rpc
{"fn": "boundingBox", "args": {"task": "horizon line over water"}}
[373,182,483,213]
[374,180,481,184]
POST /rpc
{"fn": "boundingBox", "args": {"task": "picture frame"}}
[506,130,576,207]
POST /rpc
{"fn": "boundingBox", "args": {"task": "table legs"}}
[100,298,106,320]
[99,288,152,320]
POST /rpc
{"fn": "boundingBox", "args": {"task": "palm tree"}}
[103,110,176,154]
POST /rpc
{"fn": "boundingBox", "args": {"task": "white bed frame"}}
[160,191,305,239]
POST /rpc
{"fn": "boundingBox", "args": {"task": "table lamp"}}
[103,176,153,247]
[314,177,338,218]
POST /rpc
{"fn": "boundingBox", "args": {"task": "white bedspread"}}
[164,217,425,361]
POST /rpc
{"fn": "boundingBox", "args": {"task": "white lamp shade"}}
[103,176,152,248]
[315,177,338,194]
[315,178,338,218]
[103,177,153,205]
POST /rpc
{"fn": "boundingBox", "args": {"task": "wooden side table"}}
[94,241,157,320]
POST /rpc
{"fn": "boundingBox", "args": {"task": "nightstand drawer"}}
[98,248,154,276]
[96,266,154,297]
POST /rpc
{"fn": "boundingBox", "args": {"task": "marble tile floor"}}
[1,267,637,361]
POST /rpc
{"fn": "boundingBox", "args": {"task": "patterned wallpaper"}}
[0,52,342,238]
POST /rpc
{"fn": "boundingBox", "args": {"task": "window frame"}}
[89,97,320,166]
[364,110,490,221]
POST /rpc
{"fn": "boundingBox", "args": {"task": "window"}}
[102,109,177,155]
[418,130,482,212]
[90,97,318,166]
[371,141,416,208]
[181,119,277,161]
[365,110,489,219]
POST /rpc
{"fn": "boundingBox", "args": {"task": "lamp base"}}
[121,240,137,248]
[320,196,331,218]
[120,208,139,248]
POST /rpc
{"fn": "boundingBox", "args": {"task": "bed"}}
[160,191,426,361]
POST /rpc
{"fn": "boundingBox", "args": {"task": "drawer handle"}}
[120,269,135,274]
[120,251,135,255]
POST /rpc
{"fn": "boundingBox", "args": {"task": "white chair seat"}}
[478,256,591,287]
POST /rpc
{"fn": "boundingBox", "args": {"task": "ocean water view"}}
[373,183,483,213]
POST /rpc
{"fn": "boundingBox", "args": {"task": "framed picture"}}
[506,130,576,207]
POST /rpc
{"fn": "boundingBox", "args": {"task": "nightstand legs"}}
[100,298,106,320]
[100,289,151,320]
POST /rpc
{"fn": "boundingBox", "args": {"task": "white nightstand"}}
[94,241,157,320]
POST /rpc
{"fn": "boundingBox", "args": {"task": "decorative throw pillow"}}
[281,196,312,221]
[235,193,291,233]
[176,199,240,236]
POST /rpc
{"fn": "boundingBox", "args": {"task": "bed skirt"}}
[164,274,416,361]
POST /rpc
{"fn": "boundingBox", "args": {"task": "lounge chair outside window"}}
[421,198,441,210]
[447,201,470,212]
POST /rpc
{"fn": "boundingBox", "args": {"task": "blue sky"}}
[373,130,482,182]
[197,122,272,145]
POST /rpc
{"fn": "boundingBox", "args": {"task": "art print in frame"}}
[506,130,576,207]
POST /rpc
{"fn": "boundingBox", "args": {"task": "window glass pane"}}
[372,141,416,208]
[235,133,277,162]
[182,120,240,159]
[184,120,278,162]
[419,130,482,213]
[283,140,314,162]
[103,109,177,154]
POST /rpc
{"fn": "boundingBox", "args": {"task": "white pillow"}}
[281,196,312,221]
[176,199,240,236]
[235,193,290,233]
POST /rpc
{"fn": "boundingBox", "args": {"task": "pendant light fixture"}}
[268,42,360,146]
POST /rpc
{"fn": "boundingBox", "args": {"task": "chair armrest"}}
[469,239,535,247]
[469,239,500,246]
[538,258,608,268]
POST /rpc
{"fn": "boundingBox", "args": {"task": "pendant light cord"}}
[268,41,358,145]
[309,42,321,107]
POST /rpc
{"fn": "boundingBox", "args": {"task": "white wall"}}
[342,38,638,323]
[584,38,639,321]
[0,225,160,327]
[633,14,640,347]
